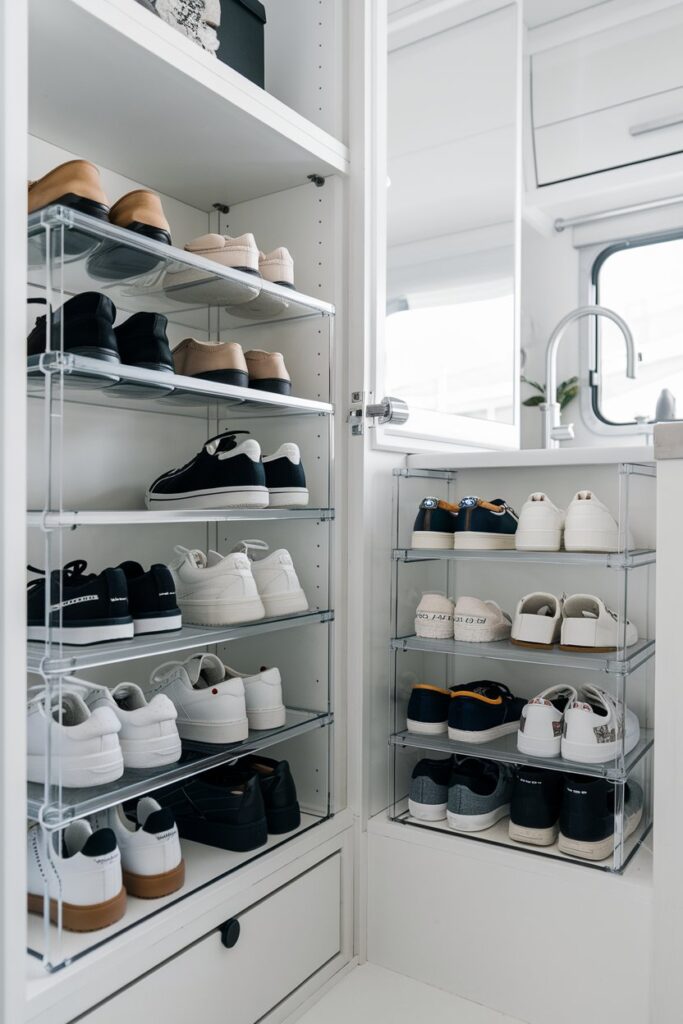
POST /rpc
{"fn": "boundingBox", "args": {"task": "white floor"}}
[297,964,526,1024]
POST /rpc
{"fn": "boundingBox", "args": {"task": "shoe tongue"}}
[136,796,161,828]
[187,653,226,688]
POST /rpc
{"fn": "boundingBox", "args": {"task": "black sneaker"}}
[406,684,453,735]
[408,755,454,820]
[448,681,527,742]
[156,768,268,852]
[117,562,182,635]
[509,767,563,847]
[241,755,301,834]
[558,776,644,862]
[27,559,134,645]
[452,497,518,550]
[146,430,269,510]
[411,497,457,549]
[27,293,119,363]
[113,312,174,374]
[262,444,309,508]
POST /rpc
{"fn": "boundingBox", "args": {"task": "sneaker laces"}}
[26,559,90,593]
[27,676,107,710]
[149,430,250,488]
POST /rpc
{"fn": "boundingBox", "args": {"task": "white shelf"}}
[28,508,334,528]
[393,547,656,568]
[28,0,349,210]
[405,447,656,471]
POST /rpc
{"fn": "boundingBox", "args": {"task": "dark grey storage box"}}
[216,0,267,87]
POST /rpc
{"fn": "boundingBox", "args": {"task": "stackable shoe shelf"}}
[389,464,656,873]
[27,212,336,970]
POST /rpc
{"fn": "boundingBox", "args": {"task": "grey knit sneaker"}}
[447,758,512,832]
[408,756,454,821]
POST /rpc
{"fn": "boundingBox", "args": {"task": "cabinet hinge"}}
[348,392,410,436]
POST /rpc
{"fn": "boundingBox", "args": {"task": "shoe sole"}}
[452,623,511,643]
[27,620,135,645]
[176,814,268,852]
[267,488,310,508]
[178,596,265,627]
[563,529,619,553]
[27,887,126,932]
[411,532,455,549]
[86,225,172,282]
[515,529,562,551]
[260,591,308,618]
[122,860,185,899]
[452,533,516,550]
[447,803,510,832]
[146,487,269,510]
[247,705,287,730]
[133,612,183,635]
[178,717,250,744]
[408,799,447,821]
[516,733,561,758]
[558,805,643,861]
[27,749,124,788]
[414,618,453,639]
[448,721,519,742]
[406,719,448,735]
[119,733,182,769]
[266,802,301,834]
[509,821,559,847]
[510,637,557,650]
[561,727,640,764]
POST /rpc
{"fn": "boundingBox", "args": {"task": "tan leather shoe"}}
[88,189,172,282]
[259,247,294,288]
[244,350,292,395]
[173,339,248,387]
[108,189,172,244]
[28,159,110,220]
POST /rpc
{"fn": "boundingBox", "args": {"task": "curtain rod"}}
[554,193,683,232]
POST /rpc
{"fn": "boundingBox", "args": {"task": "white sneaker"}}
[515,493,565,551]
[517,684,578,757]
[169,545,265,626]
[27,821,126,932]
[149,652,249,744]
[452,597,511,642]
[415,593,454,639]
[564,491,623,552]
[259,247,294,287]
[91,799,184,899]
[233,540,308,617]
[511,593,563,649]
[85,682,181,769]
[560,594,638,652]
[218,662,286,730]
[27,688,123,789]
[561,685,640,763]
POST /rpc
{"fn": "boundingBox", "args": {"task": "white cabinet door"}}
[81,854,341,1024]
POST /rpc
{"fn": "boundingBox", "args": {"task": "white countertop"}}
[407,445,655,471]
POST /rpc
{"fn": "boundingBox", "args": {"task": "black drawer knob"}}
[219,918,240,949]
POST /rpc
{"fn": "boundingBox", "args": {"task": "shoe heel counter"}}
[449,696,495,731]
[102,568,130,617]
[150,565,180,612]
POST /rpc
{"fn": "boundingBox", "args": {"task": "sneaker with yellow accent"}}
[452,496,518,550]
[406,684,453,735]
[447,681,527,743]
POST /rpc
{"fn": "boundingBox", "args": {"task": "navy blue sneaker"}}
[452,497,518,550]
[408,755,454,820]
[558,776,643,861]
[117,561,182,635]
[509,767,563,847]
[411,497,458,549]
[27,559,134,645]
[448,681,527,742]
[406,684,453,735]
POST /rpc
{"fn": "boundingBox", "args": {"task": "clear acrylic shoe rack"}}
[388,463,656,873]
[26,208,336,970]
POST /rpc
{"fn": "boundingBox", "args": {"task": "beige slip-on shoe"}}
[172,339,248,388]
[164,233,261,306]
[244,350,292,396]
[258,247,295,288]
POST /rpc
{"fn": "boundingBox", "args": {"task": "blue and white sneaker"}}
[411,497,458,549]
[408,755,454,820]
[447,758,513,832]
[452,496,518,550]
[448,681,527,742]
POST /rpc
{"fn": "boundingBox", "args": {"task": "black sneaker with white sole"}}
[146,430,269,510]
[262,443,309,508]
[117,561,182,635]
[509,767,563,847]
[411,497,458,549]
[27,560,134,645]
[558,776,644,862]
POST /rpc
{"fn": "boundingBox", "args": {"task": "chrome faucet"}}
[541,305,638,449]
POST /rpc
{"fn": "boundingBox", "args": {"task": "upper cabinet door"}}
[373,0,522,452]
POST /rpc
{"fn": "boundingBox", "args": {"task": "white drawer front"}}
[532,6,683,127]
[535,86,683,186]
[80,854,341,1024]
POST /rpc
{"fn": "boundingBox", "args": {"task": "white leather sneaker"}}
[517,684,578,757]
[85,682,181,769]
[149,652,249,744]
[415,593,454,639]
[259,247,294,287]
[452,597,511,642]
[232,540,308,617]
[27,688,123,789]
[560,594,638,651]
[511,592,563,649]
[27,821,126,932]
[222,663,286,730]
[91,799,184,899]
[564,491,623,552]
[169,545,265,626]
[515,493,565,551]
[562,685,640,764]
